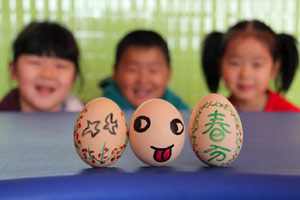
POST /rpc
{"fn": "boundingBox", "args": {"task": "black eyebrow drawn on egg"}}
[134,116,151,133]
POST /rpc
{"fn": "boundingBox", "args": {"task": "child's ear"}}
[166,66,172,83]
[113,64,118,80]
[9,61,17,81]
[272,60,281,78]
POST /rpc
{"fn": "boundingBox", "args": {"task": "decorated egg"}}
[189,94,243,166]
[129,99,185,166]
[74,97,128,167]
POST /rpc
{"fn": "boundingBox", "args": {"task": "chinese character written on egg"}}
[202,110,232,162]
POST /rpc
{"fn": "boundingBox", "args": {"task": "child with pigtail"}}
[202,19,300,111]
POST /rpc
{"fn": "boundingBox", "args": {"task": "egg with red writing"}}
[189,94,243,166]
[129,99,185,166]
[74,97,128,167]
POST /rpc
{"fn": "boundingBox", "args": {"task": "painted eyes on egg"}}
[170,118,184,135]
[133,116,184,135]
[134,116,151,133]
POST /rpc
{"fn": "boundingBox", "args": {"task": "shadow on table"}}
[79,167,125,175]
[137,166,178,173]
[197,165,243,174]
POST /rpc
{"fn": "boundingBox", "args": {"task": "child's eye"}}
[149,68,160,74]
[28,60,41,65]
[124,64,138,73]
[56,64,67,69]
[148,64,161,73]
[229,61,241,67]
[253,63,263,68]
[126,67,138,73]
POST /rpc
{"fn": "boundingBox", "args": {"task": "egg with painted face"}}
[74,97,128,167]
[129,99,185,166]
[189,94,243,166]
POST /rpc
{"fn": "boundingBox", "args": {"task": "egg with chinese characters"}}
[189,94,243,166]
[129,99,185,166]
[74,97,128,167]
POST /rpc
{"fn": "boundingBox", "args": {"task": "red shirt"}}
[0,88,21,111]
[264,90,300,112]
[228,90,300,112]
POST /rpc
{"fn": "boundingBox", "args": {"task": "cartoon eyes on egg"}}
[134,116,151,133]
[133,116,184,135]
[170,118,184,135]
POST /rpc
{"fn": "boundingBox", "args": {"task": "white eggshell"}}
[129,99,186,166]
[74,97,128,167]
[189,94,243,166]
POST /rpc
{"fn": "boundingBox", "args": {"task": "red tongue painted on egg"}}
[151,144,174,162]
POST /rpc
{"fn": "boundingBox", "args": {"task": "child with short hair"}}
[100,30,189,110]
[0,21,83,112]
[202,19,300,111]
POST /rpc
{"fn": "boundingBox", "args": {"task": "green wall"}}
[1,0,300,108]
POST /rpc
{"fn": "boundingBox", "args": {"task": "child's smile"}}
[35,82,56,96]
[237,83,254,93]
[133,87,152,98]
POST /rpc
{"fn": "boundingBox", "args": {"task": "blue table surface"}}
[0,111,300,199]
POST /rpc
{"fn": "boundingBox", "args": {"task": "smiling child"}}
[0,21,83,112]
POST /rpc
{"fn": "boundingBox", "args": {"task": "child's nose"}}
[40,64,56,79]
[240,65,252,79]
[137,71,150,84]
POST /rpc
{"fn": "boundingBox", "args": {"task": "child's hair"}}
[202,19,299,93]
[12,21,80,77]
[115,30,170,67]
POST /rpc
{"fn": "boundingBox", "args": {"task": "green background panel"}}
[1,0,300,109]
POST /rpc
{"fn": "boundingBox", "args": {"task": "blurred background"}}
[1,0,300,108]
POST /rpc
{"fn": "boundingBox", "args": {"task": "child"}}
[202,19,300,111]
[100,30,189,110]
[0,21,83,112]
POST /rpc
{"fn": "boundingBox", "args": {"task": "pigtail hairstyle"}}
[276,34,299,93]
[201,32,224,92]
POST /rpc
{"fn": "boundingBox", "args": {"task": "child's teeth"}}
[41,88,50,91]
[137,90,148,95]
[37,86,54,92]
